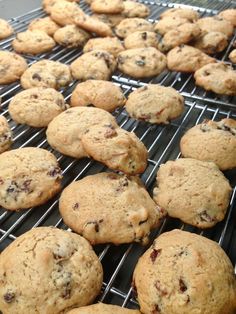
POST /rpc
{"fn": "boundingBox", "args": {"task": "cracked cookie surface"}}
[133,229,236,314]
[153,158,232,228]
[0,226,103,314]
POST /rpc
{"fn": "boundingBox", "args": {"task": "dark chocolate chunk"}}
[47,166,61,177]
[32,73,42,81]
[3,291,15,303]
[141,32,147,40]
[72,202,79,210]
[150,248,162,262]
[179,278,187,292]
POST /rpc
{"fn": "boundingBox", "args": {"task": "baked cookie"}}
[180,119,236,170]
[125,84,184,124]
[0,50,28,85]
[91,0,124,14]
[46,107,118,159]
[12,30,56,55]
[167,45,215,73]
[71,50,116,81]
[92,13,124,27]
[42,0,80,14]
[115,18,153,38]
[194,62,236,96]
[75,14,113,37]
[67,303,141,314]
[0,227,103,314]
[0,147,62,211]
[70,80,126,112]
[54,25,90,48]
[192,31,228,55]
[9,88,68,128]
[81,125,148,174]
[197,16,234,38]
[50,0,84,26]
[218,9,236,27]
[154,16,188,35]
[21,59,72,90]
[153,158,232,228]
[117,47,167,78]
[59,172,165,245]
[133,229,236,314]
[157,23,201,52]
[229,49,236,63]
[122,1,150,18]
[124,31,159,49]
[160,7,199,22]
[0,116,12,154]
[28,16,60,36]
[83,37,124,56]
[0,18,14,40]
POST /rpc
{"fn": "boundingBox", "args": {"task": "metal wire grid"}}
[0,0,236,309]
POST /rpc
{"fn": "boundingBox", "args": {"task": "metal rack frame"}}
[0,0,236,309]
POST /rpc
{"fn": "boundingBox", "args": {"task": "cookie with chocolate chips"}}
[0,147,62,210]
[153,158,232,228]
[59,172,165,245]
[115,18,153,38]
[67,303,141,314]
[50,0,84,26]
[28,16,60,36]
[0,227,103,314]
[83,37,124,56]
[71,50,116,81]
[0,18,14,40]
[117,47,166,78]
[9,88,68,128]
[0,116,12,154]
[12,30,56,55]
[20,59,72,90]
[218,9,236,27]
[125,84,184,124]
[0,50,28,85]
[133,229,236,314]
[192,31,228,55]
[70,80,126,112]
[122,1,150,18]
[42,0,80,14]
[54,25,90,48]
[90,0,124,14]
[160,7,199,21]
[154,16,188,35]
[180,118,236,170]
[194,62,236,96]
[75,14,114,37]
[196,16,234,38]
[124,31,159,49]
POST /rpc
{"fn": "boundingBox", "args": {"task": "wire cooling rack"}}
[0,0,236,309]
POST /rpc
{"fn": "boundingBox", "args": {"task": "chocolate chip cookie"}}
[9,88,68,128]
[21,59,72,90]
[180,118,236,170]
[229,49,236,63]
[218,9,236,27]
[192,31,228,55]
[70,80,126,112]
[0,116,12,154]
[75,14,113,37]
[153,158,232,228]
[157,23,201,52]
[0,50,28,85]
[154,16,188,35]
[160,7,199,22]
[0,147,62,210]
[115,18,153,38]
[67,303,141,314]
[124,31,159,49]
[91,0,124,14]
[194,62,236,96]
[0,226,103,313]
[126,84,184,124]
[0,18,14,40]
[81,125,148,174]
[117,47,166,78]
[28,16,60,36]
[122,1,150,18]
[71,50,116,81]
[196,16,234,38]
[83,37,124,56]
[59,172,165,245]
[133,229,236,314]
[46,107,118,159]
[92,13,124,27]
[42,0,80,14]
[50,0,84,26]
[167,45,215,73]
[54,25,90,48]
[12,30,56,55]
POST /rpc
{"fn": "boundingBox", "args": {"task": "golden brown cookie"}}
[92,13,124,27]
[75,14,114,37]
[192,31,228,55]
[122,1,150,18]
[115,18,153,38]
[70,80,126,111]
[0,116,12,154]
[28,16,60,36]
[133,229,236,314]
[160,7,199,22]
[67,303,141,314]
[229,49,236,63]
[0,18,14,40]
[42,0,80,14]
[54,25,90,48]
[91,0,124,14]
[83,37,124,56]
[154,16,188,35]
[124,31,159,49]
[196,16,234,38]
[59,172,165,245]
[50,0,84,26]
[218,9,236,27]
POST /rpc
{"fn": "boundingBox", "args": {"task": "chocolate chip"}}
[200,124,210,132]
[6,181,17,193]
[118,56,125,64]
[0,178,3,185]
[179,278,187,292]
[30,94,38,99]
[86,220,103,232]
[72,203,79,210]
[199,210,214,223]
[107,173,118,180]
[47,167,61,177]
[56,99,65,108]
[32,73,42,81]
[152,304,161,314]
[53,253,63,260]
[150,248,162,262]
[141,32,147,40]
[136,60,146,66]
[203,70,210,76]
[132,281,138,298]
[22,179,32,193]
[3,291,15,303]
